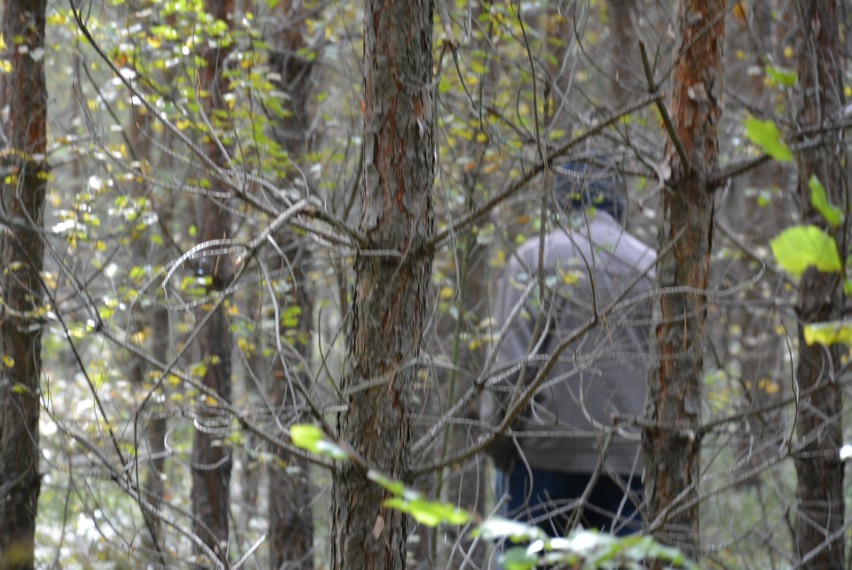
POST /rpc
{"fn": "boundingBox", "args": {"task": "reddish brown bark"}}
[191,1,235,567]
[642,0,725,560]
[793,2,846,568]
[331,0,434,568]
[0,3,48,569]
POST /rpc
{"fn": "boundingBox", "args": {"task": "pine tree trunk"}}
[191,1,235,566]
[331,0,434,567]
[0,3,48,569]
[793,2,846,567]
[642,0,725,560]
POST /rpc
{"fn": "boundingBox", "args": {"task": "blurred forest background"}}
[0,0,850,568]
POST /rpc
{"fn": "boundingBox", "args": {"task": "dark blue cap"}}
[553,153,627,223]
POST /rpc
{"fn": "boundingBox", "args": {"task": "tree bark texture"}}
[605,0,638,108]
[331,0,434,568]
[642,0,724,560]
[793,2,847,568]
[0,3,48,569]
[266,1,316,567]
[191,1,235,566]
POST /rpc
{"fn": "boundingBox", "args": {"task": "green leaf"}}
[744,116,792,162]
[290,424,348,460]
[189,361,208,377]
[470,61,487,75]
[765,64,798,86]
[501,547,539,570]
[804,321,852,346]
[809,176,844,227]
[281,305,302,328]
[367,470,407,496]
[382,497,471,527]
[291,424,323,449]
[770,225,841,277]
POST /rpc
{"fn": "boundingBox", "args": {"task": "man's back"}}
[483,212,656,475]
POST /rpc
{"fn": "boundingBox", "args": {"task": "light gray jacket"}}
[482,212,656,475]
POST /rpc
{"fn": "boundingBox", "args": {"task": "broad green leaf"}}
[765,64,798,86]
[290,424,322,450]
[809,176,844,227]
[744,116,792,162]
[770,225,841,277]
[382,497,471,527]
[290,424,349,461]
[804,321,852,346]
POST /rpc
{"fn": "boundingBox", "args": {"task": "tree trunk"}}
[191,1,235,566]
[642,0,725,560]
[126,104,172,553]
[605,0,638,108]
[0,3,48,569]
[266,2,317,567]
[331,0,434,568]
[793,2,846,568]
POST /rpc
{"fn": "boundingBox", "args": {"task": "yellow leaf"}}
[757,378,780,395]
[439,286,454,300]
[488,249,505,268]
[3,355,14,368]
[0,60,11,73]
[732,2,747,25]
[561,270,580,285]
[205,395,218,407]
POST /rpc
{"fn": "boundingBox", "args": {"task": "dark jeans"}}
[496,462,643,537]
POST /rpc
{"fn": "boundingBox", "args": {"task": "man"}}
[482,153,656,537]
